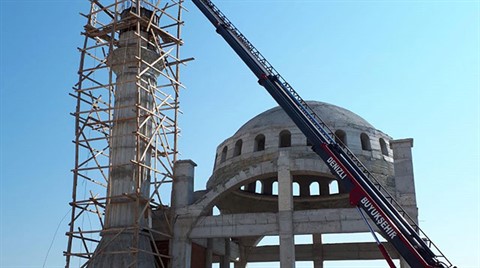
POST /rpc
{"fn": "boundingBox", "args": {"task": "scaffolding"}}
[65,1,189,267]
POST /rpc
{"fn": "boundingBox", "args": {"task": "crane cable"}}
[357,206,397,268]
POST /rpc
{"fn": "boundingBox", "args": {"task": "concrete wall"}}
[162,102,420,268]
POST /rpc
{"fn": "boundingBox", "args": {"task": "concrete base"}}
[88,232,155,267]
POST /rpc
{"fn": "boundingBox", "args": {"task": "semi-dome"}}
[208,101,394,214]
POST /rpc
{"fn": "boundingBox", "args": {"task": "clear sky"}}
[0,0,479,267]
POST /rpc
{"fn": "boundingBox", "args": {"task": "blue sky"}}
[0,0,479,267]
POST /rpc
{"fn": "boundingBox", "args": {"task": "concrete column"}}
[277,150,296,268]
[205,238,213,268]
[312,234,323,268]
[390,139,418,219]
[319,181,329,196]
[299,181,310,196]
[204,207,213,268]
[391,139,416,268]
[172,160,196,210]
[170,160,196,268]
[220,238,231,268]
[263,179,273,195]
[247,182,256,193]
[338,179,347,194]
[171,217,192,268]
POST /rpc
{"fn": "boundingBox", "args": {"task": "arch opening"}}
[212,206,221,216]
[255,180,262,194]
[310,181,320,196]
[272,181,278,195]
[380,138,388,156]
[279,130,291,147]
[360,133,372,151]
[335,129,347,145]
[329,180,339,194]
[254,134,266,152]
[234,139,242,157]
[293,182,300,196]
[220,146,228,163]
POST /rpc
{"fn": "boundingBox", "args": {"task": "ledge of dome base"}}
[209,149,393,191]
[214,191,351,214]
[214,146,318,171]
[208,148,330,189]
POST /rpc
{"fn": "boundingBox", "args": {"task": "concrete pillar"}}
[390,139,418,219]
[171,160,196,268]
[319,181,329,196]
[312,234,323,268]
[172,160,196,210]
[299,181,310,196]
[171,217,192,268]
[247,182,256,193]
[391,139,417,268]
[277,150,296,268]
[338,179,347,194]
[205,207,213,268]
[205,238,213,268]
[263,179,273,195]
[220,238,231,268]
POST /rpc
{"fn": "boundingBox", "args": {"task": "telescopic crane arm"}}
[191,0,455,267]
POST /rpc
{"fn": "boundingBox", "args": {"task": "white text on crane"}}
[360,197,398,240]
[326,157,347,179]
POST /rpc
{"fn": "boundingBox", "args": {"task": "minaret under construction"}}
[88,7,161,266]
[65,1,186,267]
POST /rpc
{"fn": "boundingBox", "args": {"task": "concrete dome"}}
[208,101,395,214]
[234,101,375,136]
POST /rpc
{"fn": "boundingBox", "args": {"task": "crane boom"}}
[191,0,454,267]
